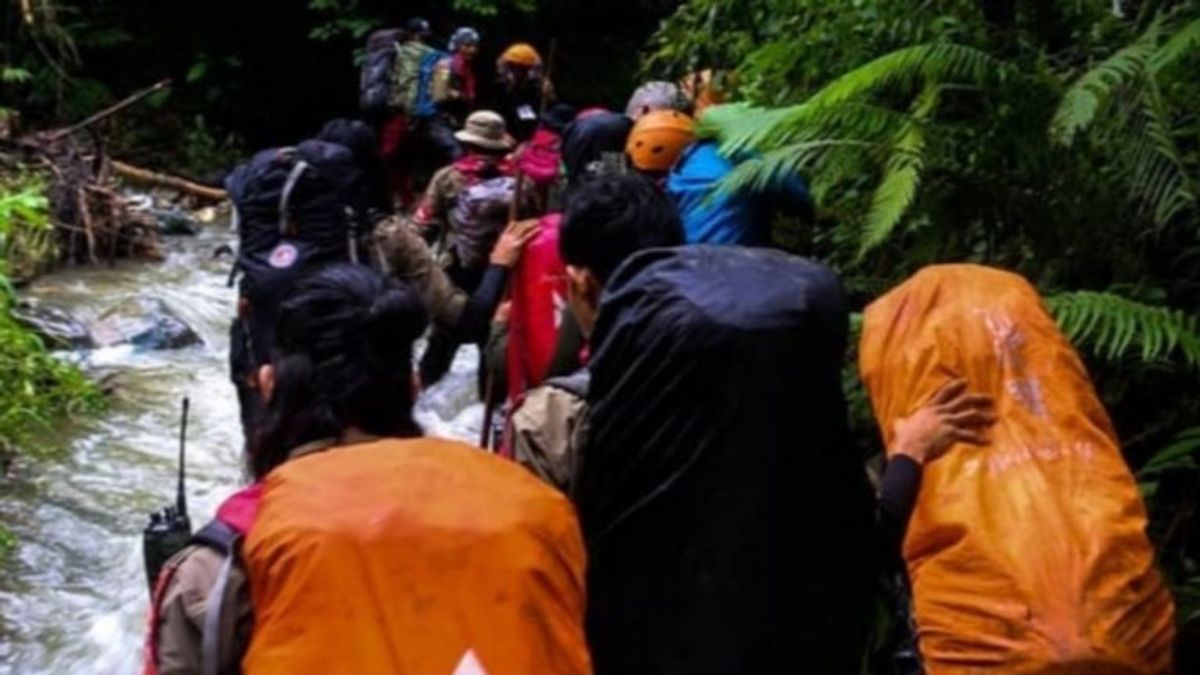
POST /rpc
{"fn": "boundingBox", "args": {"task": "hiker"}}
[423,27,481,165]
[411,110,526,386]
[144,265,590,675]
[511,103,575,214]
[495,42,554,142]
[666,138,813,246]
[574,243,876,673]
[411,110,515,251]
[369,17,433,208]
[507,173,683,487]
[315,118,391,219]
[225,141,371,438]
[561,109,632,186]
[859,264,1176,673]
[625,80,691,121]
[374,213,539,366]
[625,109,696,182]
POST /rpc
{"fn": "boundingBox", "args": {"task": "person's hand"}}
[494,300,512,324]
[892,378,996,466]
[489,218,540,267]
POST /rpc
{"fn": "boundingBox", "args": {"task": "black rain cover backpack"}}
[576,245,876,675]
[225,140,368,377]
[359,28,404,118]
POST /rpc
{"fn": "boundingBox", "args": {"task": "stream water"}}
[0,223,482,674]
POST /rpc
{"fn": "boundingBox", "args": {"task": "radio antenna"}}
[176,397,189,517]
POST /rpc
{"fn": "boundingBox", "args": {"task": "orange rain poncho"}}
[859,265,1174,674]
[241,438,591,675]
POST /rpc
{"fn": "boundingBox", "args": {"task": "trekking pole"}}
[538,38,559,117]
[479,38,557,452]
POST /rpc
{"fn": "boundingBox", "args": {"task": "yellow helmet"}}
[500,43,542,67]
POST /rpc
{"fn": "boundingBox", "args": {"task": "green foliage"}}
[1047,291,1200,366]
[0,180,58,282]
[0,181,101,459]
[1139,427,1200,480]
[0,525,15,558]
[178,115,246,178]
[1050,17,1164,146]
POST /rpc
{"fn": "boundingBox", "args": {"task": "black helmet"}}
[405,17,431,37]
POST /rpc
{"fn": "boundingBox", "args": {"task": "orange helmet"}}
[625,110,696,173]
[500,43,542,67]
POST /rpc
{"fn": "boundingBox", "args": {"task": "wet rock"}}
[10,300,95,349]
[155,208,199,236]
[90,297,202,350]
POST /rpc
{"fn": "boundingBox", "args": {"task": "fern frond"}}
[1125,80,1197,226]
[859,86,939,255]
[718,138,881,197]
[702,102,912,157]
[1138,426,1200,478]
[1150,15,1200,74]
[807,43,1003,107]
[1046,291,1200,366]
[1050,17,1164,145]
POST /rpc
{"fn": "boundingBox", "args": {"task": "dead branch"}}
[111,159,227,202]
[45,79,172,142]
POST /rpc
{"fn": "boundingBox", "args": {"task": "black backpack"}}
[225,140,368,375]
[360,29,404,118]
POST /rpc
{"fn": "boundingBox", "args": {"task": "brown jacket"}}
[372,214,468,327]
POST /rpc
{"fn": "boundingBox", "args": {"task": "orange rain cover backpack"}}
[859,265,1174,674]
[241,438,591,675]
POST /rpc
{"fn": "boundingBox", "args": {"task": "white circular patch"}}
[268,242,298,269]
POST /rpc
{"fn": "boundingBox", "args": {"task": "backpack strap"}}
[278,160,310,235]
[544,369,590,399]
[192,519,241,675]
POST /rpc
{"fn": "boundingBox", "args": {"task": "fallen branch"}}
[45,79,172,142]
[111,160,227,202]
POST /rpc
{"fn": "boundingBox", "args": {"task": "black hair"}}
[559,173,685,284]
[562,111,633,185]
[315,118,390,214]
[316,118,377,166]
[251,264,427,478]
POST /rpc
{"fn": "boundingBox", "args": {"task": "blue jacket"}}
[667,141,813,246]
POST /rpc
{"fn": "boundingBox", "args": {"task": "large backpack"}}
[390,41,445,118]
[359,29,404,117]
[225,140,368,373]
[450,176,523,270]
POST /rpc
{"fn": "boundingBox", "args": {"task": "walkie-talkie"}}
[142,397,194,593]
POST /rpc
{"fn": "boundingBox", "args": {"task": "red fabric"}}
[515,129,563,185]
[506,214,567,409]
[452,154,514,177]
[452,54,477,105]
[215,483,263,535]
[379,115,413,208]
[142,561,183,675]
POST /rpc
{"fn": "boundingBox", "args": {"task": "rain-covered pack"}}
[241,438,590,674]
[578,246,876,673]
[859,264,1175,674]
[450,176,521,270]
[359,29,404,117]
[225,141,368,372]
